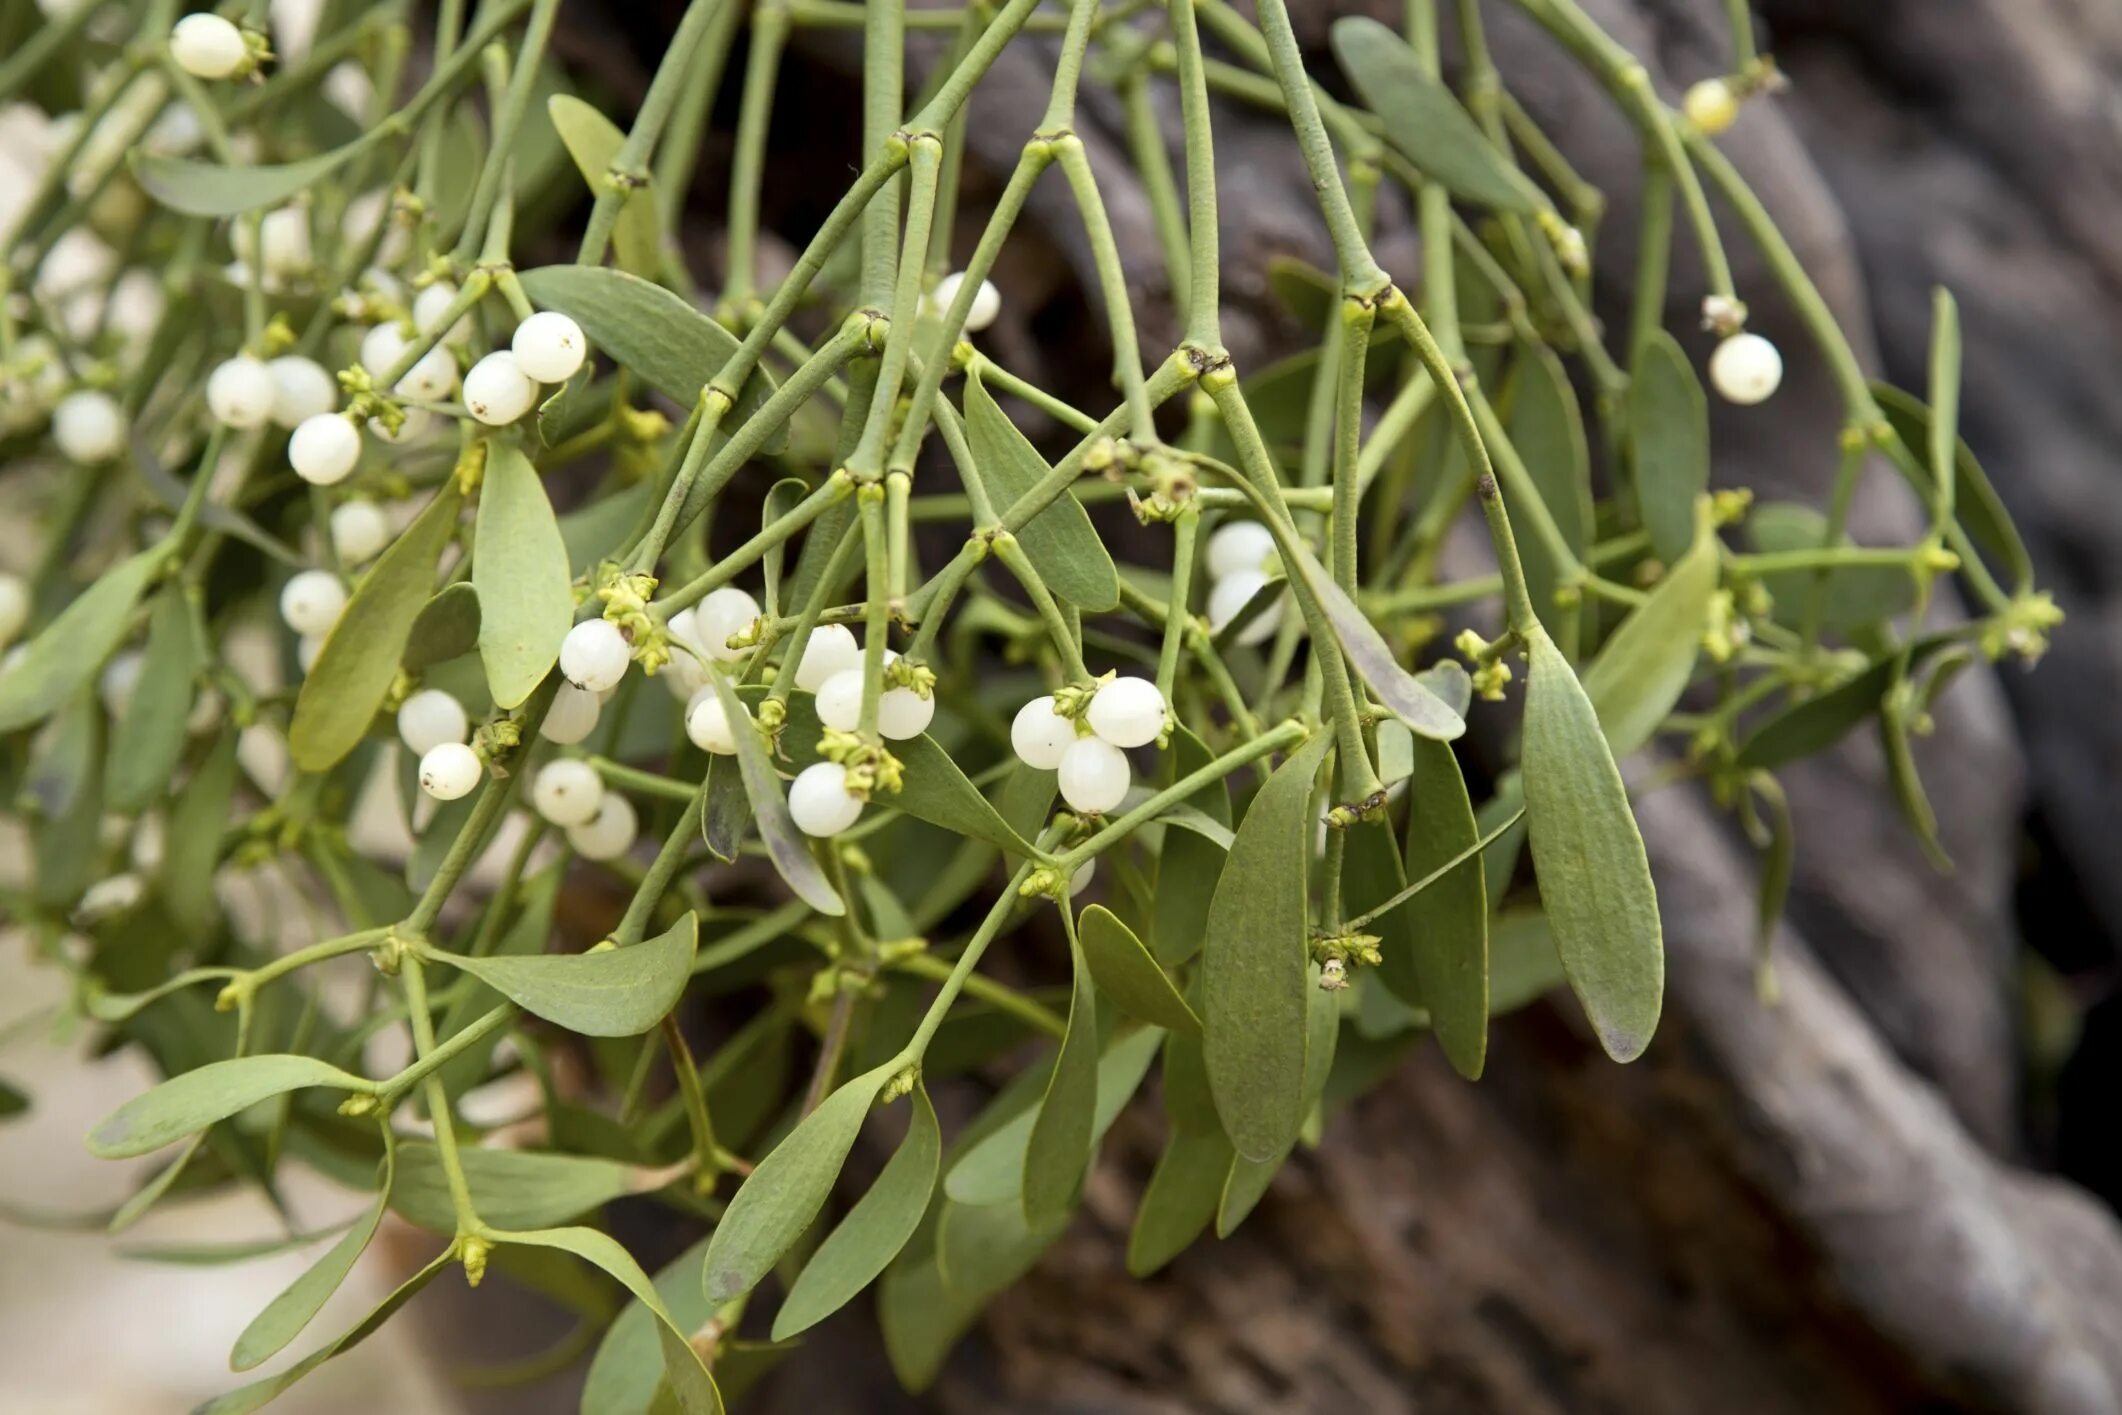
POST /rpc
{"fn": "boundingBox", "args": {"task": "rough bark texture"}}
[527,2,2122,1409]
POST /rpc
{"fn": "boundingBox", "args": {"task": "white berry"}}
[206,355,277,429]
[1209,568,1282,646]
[1709,332,1782,405]
[540,683,601,745]
[814,667,863,732]
[268,355,337,427]
[257,207,311,277]
[412,281,471,343]
[1086,675,1164,749]
[788,762,863,838]
[1205,520,1276,580]
[694,586,760,662]
[295,634,325,674]
[396,688,468,756]
[170,13,246,80]
[359,322,408,378]
[685,692,743,755]
[1069,860,1095,897]
[931,271,1001,332]
[329,499,388,563]
[394,342,457,403]
[877,683,934,741]
[279,569,348,636]
[419,742,482,800]
[567,791,638,861]
[52,389,124,463]
[792,622,861,692]
[77,872,146,923]
[463,350,538,425]
[662,652,707,701]
[290,413,361,485]
[531,758,605,827]
[1010,695,1075,770]
[1057,736,1130,815]
[560,619,630,692]
[511,311,588,383]
[1683,78,1739,136]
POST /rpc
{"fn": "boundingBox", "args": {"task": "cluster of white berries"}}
[663,586,761,699]
[1202,519,1284,646]
[284,307,588,489]
[1010,674,1165,816]
[784,624,939,839]
[405,683,639,859]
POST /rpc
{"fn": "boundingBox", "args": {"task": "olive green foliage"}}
[0,0,2056,1409]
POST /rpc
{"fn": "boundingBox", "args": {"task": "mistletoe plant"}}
[0,0,2056,1409]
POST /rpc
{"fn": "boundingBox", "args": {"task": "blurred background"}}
[6,0,2122,1410]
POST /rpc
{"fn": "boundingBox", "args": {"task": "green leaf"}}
[118,1219,362,1266]
[1151,727,1229,967]
[1282,538,1465,740]
[473,442,574,708]
[1203,732,1331,1161]
[943,1027,1162,1207]
[401,581,482,672]
[759,478,808,617]
[1021,920,1102,1226]
[160,729,238,938]
[963,370,1120,611]
[582,1236,708,1413]
[1489,908,1567,1015]
[0,546,162,734]
[1078,904,1200,1034]
[1332,17,1541,213]
[703,667,843,915]
[1628,330,1710,566]
[1398,738,1488,1077]
[546,95,662,278]
[1582,503,1717,757]
[105,586,200,813]
[1748,503,1916,631]
[1217,965,1340,1235]
[1126,1027,1233,1276]
[0,1077,26,1120]
[132,127,388,217]
[392,1144,646,1233]
[515,265,780,450]
[87,1055,369,1159]
[1520,628,1664,1061]
[291,485,463,772]
[702,1061,897,1301]
[426,913,696,1037]
[1507,345,1595,642]
[894,733,1038,855]
[1735,633,1954,769]
[196,1251,453,1415]
[231,1150,392,1370]
[772,1085,941,1339]
[503,1227,722,1414]
[1872,382,2031,594]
